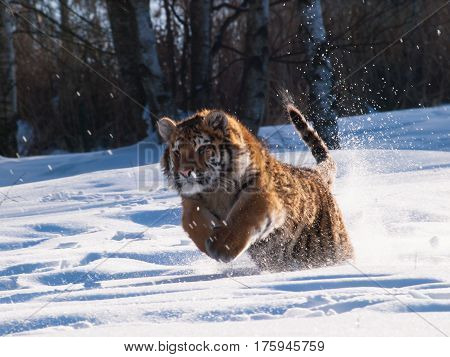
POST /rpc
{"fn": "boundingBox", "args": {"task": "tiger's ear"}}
[204,111,228,132]
[158,117,176,142]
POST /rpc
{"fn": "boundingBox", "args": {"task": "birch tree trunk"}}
[190,0,212,110]
[131,0,173,121]
[298,0,339,149]
[0,1,17,156]
[163,0,177,99]
[239,0,269,134]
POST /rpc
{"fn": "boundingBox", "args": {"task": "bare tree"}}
[131,0,173,119]
[57,0,83,151]
[163,0,177,99]
[106,0,172,139]
[0,1,17,156]
[190,0,212,110]
[239,0,269,134]
[298,0,339,149]
[106,0,146,141]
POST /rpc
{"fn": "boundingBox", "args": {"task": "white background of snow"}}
[0,105,449,336]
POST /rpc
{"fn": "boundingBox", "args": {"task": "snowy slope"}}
[0,105,449,336]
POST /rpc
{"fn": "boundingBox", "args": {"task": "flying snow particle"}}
[86,130,92,136]
[76,91,81,97]
[48,164,53,171]
[429,236,439,248]
[437,29,441,36]
[107,150,113,156]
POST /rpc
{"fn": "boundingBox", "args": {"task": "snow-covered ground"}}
[0,105,449,337]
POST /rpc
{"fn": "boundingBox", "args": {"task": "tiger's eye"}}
[199,145,214,157]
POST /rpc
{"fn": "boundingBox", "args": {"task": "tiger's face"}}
[159,110,246,196]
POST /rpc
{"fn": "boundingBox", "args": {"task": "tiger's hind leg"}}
[292,203,353,269]
[314,201,354,266]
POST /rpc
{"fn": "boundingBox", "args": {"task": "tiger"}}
[158,104,353,271]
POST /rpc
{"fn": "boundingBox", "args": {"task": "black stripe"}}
[178,115,202,128]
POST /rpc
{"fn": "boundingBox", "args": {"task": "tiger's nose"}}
[179,169,192,178]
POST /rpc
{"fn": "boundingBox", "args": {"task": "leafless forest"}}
[0,0,448,156]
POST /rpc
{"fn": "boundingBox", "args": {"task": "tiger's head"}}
[158,110,250,196]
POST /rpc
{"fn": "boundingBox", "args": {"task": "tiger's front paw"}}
[205,227,236,263]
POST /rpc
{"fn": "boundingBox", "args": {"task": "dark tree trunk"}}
[106,0,172,140]
[190,0,211,110]
[131,0,173,121]
[0,1,17,157]
[239,0,269,134]
[298,0,339,149]
[58,0,84,151]
[106,0,146,141]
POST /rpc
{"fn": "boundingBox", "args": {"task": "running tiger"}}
[158,104,353,271]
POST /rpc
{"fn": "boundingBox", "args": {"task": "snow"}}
[0,105,449,336]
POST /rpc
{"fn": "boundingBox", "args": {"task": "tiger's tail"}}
[286,103,336,186]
